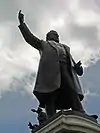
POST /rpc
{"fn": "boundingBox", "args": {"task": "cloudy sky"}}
[0,0,100,132]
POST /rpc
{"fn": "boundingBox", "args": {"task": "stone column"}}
[34,111,100,133]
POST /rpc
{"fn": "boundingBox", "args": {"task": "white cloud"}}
[0,22,40,97]
[49,15,65,29]
[82,89,99,106]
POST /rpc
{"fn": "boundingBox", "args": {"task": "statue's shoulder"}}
[41,40,51,46]
[39,40,49,50]
[62,43,70,53]
[41,40,46,44]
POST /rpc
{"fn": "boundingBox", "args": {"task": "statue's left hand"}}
[74,61,83,76]
[75,61,82,67]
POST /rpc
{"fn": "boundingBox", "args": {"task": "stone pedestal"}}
[34,111,100,133]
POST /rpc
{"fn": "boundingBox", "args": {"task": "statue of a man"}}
[18,10,85,118]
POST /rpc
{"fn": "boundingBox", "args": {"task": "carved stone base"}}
[33,111,100,133]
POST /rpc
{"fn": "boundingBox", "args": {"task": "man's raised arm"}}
[18,10,42,50]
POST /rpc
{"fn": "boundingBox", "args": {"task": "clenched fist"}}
[18,10,24,24]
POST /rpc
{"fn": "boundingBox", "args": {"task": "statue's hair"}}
[46,30,59,43]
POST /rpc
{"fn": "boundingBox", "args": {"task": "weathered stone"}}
[34,111,100,133]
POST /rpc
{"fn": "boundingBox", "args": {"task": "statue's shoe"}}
[90,115,98,120]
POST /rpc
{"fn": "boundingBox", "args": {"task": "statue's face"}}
[46,30,59,43]
[49,33,59,43]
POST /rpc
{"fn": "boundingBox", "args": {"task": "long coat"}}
[18,23,84,109]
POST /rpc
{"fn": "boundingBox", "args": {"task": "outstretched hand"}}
[18,10,24,24]
[75,61,82,67]
[74,61,83,76]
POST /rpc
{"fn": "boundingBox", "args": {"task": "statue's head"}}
[46,30,59,43]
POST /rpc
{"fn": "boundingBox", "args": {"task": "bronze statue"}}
[18,10,85,118]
